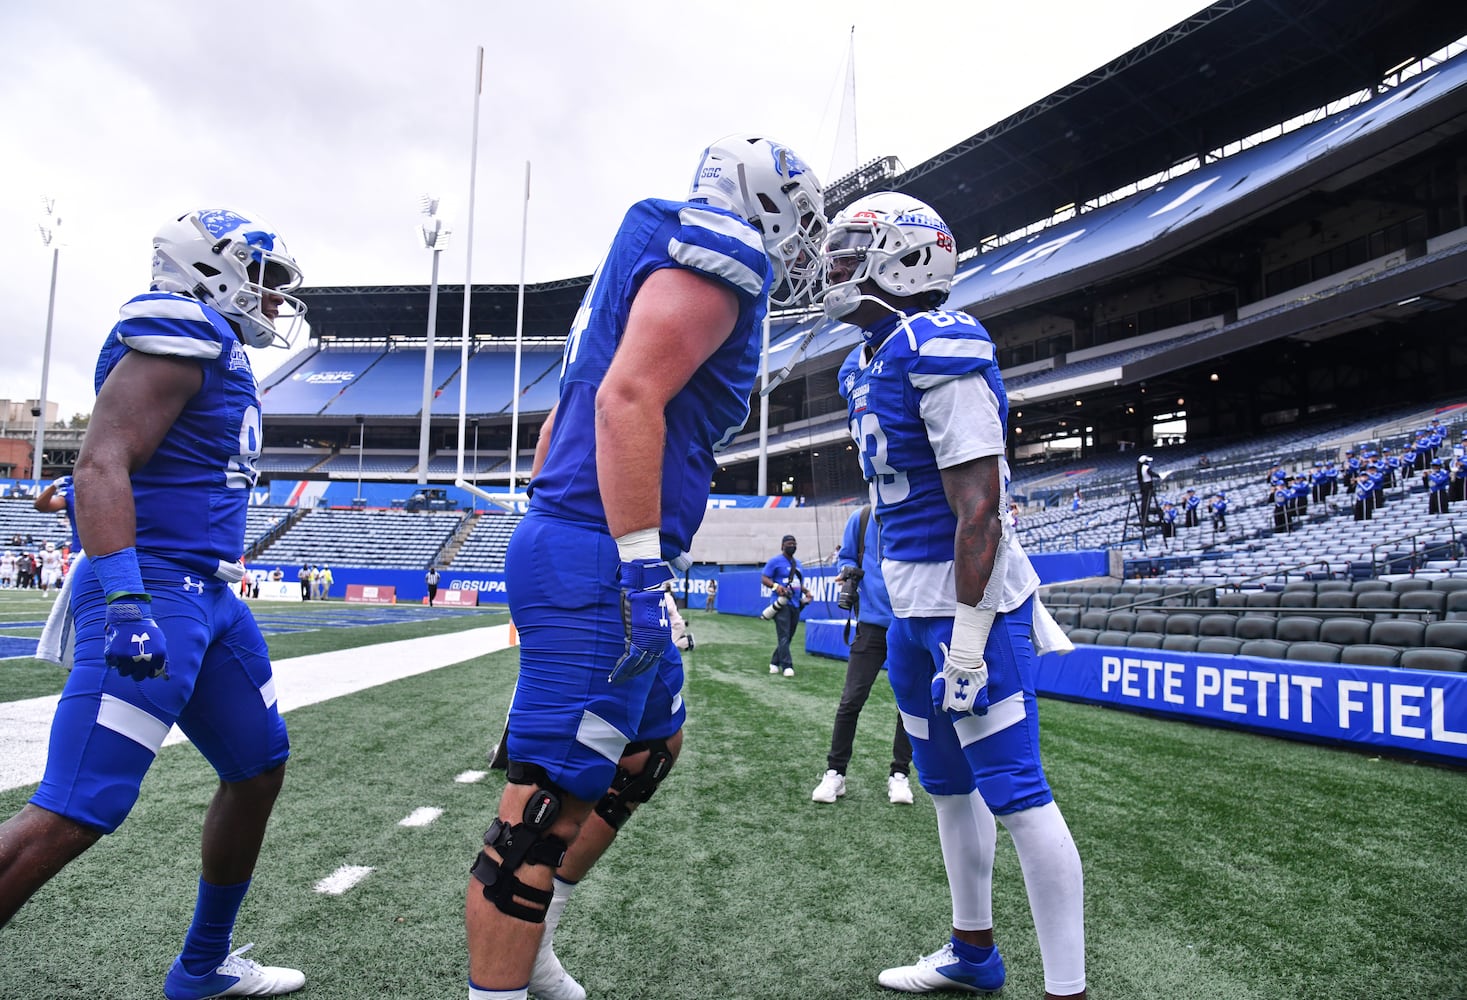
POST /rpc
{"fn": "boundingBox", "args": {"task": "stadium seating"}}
[258,508,465,569]
[1398,648,1467,672]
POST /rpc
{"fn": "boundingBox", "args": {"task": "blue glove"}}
[610,558,674,684]
[103,598,169,681]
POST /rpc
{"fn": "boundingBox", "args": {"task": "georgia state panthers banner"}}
[1037,646,1467,765]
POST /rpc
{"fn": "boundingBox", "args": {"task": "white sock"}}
[539,876,577,954]
[997,801,1086,995]
[931,790,995,931]
[468,983,526,999]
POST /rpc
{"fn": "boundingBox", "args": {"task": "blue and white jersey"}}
[839,309,1038,617]
[94,292,260,575]
[530,198,772,554]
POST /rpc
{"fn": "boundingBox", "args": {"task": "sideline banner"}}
[804,619,852,661]
[1037,645,1467,765]
[436,588,479,607]
[714,568,842,619]
[346,584,397,605]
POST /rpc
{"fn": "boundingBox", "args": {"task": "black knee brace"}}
[594,739,675,830]
[469,761,569,922]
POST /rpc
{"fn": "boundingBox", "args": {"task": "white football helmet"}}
[688,134,826,307]
[819,192,957,321]
[151,209,307,349]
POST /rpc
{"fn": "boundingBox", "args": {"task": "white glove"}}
[931,605,996,716]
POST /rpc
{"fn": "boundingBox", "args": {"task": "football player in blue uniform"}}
[823,193,1086,998]
[466,135,825,1000]
[0,209,308,1000]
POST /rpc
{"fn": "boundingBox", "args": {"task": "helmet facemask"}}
[819,193,956,322]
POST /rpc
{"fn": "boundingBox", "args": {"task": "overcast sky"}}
[0,0,1209,421]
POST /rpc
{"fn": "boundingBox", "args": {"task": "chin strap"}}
[761,319,831,397]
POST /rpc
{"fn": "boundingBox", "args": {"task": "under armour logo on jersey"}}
[871,361,884,375]
[182,576,205,593]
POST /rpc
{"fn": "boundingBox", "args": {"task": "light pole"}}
[34,197,61,491]
[417,196,450,485]
[355,414,366,503]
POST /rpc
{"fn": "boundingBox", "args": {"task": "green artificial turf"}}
[1,609,1464,998]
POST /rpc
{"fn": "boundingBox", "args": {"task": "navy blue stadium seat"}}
[1239,639,1288,659]
[1197,637,1244,655]
[1354,592,1399,612]
[1285,641,1343,663]
[1397,592,1446,619]
[1135,612,1168,635]
[1319,618,1371,646]
[1105,611,1138,633]
[1368,619,1426,647]
[1235,616,1277,641]
[1275,617,1322,643]
[1339,644,1401,667]
[1398,647,1467,672]
[1423,621,1467,652]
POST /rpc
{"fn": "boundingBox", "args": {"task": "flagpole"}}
[455,46,482,489]
[508,161,530,494]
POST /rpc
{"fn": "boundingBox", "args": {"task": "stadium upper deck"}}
[273,0,1467,503]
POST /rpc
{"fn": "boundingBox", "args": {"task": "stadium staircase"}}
[433,510,479,568]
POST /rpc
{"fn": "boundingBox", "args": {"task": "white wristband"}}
[952,603,997,655]
[614,527,661,562]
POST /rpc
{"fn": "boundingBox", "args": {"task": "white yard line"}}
[314,865,376,895]
[398,806,445,827]
[0,624,516,793]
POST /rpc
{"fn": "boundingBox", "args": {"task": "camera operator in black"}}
[760,534,811,677]
[810,506,914,805]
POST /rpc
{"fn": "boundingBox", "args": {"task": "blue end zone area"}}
[0,636,40,659]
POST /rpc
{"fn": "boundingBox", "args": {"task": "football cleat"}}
[877,940,1005,994]
[529,944,587,1000]
[888,772,915,805]
[163,944,305,999]
[812,769,846,804]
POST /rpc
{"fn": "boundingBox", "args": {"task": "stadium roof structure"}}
[294,0,1467,352]
[297,276,591,342]
[887,0,1467,253]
